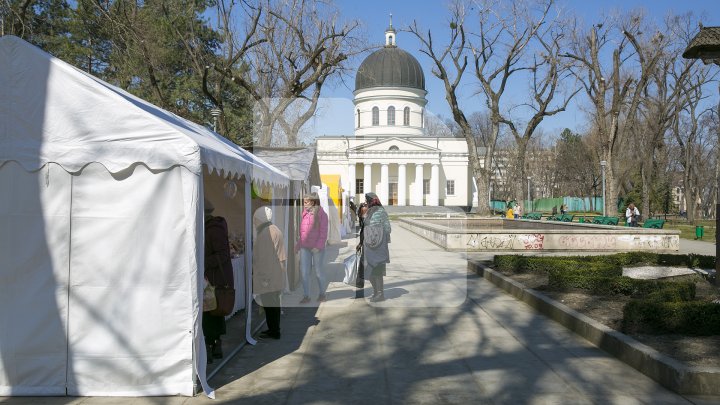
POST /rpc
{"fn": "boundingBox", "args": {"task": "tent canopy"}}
[0,35,287,189]
[253,147,321,198]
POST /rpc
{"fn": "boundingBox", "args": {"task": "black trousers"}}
[260,291,281,334]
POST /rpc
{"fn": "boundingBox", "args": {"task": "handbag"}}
[207,236,236,317]
[203,279,217,312]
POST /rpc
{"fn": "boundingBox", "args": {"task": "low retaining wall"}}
[399,218,680,252]
[467,261,720,396]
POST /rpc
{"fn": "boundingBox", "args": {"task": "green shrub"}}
[622,301,720,335]
[493,255,527,272]
[644,283,696,302]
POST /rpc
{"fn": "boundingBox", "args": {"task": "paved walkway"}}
[2,225,718,404]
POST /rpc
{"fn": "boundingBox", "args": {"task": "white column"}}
[380,163,389,206]
[430,163,440,206]
[348,163,356,199]
[398,163,407,206]
[414,163,424,206]
[363,163,372,196]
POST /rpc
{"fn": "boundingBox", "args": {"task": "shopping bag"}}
[203,279,217,312]
[343,252,359,286]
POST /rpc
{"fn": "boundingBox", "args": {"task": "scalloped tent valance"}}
[0,35,288,189]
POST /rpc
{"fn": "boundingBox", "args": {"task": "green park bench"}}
[525,212,542,220]
[642,218,665,229]
[559,214,574,222]
[592,216,619,225]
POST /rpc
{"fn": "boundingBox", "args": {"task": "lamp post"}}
[210,108,222,132]
[682,25,720,283]
[527,176,532,212]
[600,160,607,217]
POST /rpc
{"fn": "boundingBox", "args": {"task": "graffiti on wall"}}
[467,234,516,249]
[631,235,680,250]
[518,234,545,250]
[558,235,616,250]
[466,234,545,250]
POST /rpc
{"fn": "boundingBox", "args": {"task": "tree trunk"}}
[515,139,528,214]
[641,163,650,220]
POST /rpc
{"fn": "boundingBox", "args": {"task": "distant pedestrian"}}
[506,205,514,219]
[560,204,567,215]
[551,206,557,216]
[253,206,287,340]
[626,203,640,227]
[514,204,522,219]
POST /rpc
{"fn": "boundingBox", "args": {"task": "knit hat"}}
[365,192,378,202]
[253,206,273,226]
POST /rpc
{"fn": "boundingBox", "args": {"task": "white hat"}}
[253,206,272,226]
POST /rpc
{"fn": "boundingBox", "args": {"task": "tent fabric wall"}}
[0,162,199,396]
[0,36,290,397]
[0,162,70,395]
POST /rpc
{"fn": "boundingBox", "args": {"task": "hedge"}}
[546,272,696,298]
[494,253,716,273]
[622,301,720,335]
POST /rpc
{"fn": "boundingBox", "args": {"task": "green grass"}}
[664,222,717,242]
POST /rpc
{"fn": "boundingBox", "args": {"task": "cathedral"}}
[315,23,476,208]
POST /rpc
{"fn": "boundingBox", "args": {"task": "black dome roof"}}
[355,46,425,91]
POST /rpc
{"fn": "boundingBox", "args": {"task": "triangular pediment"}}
[350,137,440,152]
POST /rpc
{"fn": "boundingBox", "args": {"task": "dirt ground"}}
[497,271,720,369]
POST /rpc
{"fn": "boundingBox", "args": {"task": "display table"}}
[230,255,246,314]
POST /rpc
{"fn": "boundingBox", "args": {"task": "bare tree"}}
[209,0,361,147]
[492,17,579,213]
[409,0,555,215]
[564,11,666,216]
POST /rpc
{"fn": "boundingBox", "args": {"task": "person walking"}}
[296,192,329,303]
[362,192,391,302]
[253,206,287,340]
[203,199,234,362]
[626,203,640,227]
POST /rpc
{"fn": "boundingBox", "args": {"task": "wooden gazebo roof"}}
[682,26,720,60]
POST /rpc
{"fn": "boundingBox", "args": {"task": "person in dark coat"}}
[203,199,234,363]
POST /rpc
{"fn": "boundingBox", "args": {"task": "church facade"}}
[315,25,477,208]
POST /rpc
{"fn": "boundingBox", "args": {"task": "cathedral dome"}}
[354,45,425,91]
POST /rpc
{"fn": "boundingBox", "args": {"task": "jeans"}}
[300,248,326,297]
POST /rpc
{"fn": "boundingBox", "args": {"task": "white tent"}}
[0,36,288,397]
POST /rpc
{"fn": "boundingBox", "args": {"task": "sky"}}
[307,0,720,140]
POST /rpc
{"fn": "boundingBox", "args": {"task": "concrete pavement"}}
[2,223,718,404]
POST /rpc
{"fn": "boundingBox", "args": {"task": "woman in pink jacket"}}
[297,192,329,303]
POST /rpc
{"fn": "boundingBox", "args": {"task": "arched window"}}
[403,107,410,126]
[387,106,395,126]
[389,145,399,151]
[357,109,361,128]
[372,107,379,126]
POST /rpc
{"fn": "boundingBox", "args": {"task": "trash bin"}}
[695,225,704,240]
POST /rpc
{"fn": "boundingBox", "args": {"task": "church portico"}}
[345,158,437,206]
